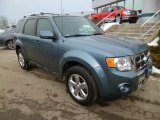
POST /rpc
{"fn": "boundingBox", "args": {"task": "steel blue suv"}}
[15,13,152,106]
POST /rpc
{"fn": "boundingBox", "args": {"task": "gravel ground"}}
[0,47,160,120]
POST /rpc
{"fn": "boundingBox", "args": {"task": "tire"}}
[6,40,15,50]
[65,66,97,106]
[129,19,137,23]
[115,15,122,24]
[17,49,30,70]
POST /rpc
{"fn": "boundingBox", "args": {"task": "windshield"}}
[53,16,104,37]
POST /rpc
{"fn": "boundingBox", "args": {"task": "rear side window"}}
[23,19,37,35]
[36,19,54,37]
[16,19,24,33]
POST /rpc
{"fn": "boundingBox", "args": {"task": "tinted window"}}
[37,19,54,37]
[16,19,24,33]
[23,19,37,35]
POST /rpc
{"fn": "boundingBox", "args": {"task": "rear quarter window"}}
[15,19,25,33]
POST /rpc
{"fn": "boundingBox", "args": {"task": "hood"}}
[66,34,149,57]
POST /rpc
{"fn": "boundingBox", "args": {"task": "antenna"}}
[61,0,63,15]
[61,0,64,37]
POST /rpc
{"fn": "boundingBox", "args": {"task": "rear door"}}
[21,18,38,60]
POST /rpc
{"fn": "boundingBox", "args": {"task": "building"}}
[92,0,160,23]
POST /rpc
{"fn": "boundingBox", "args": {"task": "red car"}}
[91,6,138,24]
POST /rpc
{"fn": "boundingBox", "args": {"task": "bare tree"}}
[0,16,9,29]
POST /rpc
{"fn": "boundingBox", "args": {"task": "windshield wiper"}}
[65,34,91,38]
[90,33,103,35]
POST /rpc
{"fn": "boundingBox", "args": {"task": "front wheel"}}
[115,15,122,24]
[65,66,97,106]
[129,19,137,23]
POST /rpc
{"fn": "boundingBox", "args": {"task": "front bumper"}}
[122,16,138,21]
[92,62,152,100]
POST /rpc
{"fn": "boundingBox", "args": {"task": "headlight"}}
[123,11,130,15]
[106,56,132,71]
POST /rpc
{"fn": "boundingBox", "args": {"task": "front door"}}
[33,18,59,72]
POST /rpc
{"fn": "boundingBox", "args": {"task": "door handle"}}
[34,40,40,44]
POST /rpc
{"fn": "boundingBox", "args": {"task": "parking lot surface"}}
[0,47,160,120]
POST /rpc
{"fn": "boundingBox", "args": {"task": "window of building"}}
[134,0,142,10]
[125,0,133,9]
[23,19,37,35]
[118,1,125,7]
[36,19,54,37]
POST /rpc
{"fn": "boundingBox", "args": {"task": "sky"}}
[0,0,92,21]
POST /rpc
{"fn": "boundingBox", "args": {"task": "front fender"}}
[59,50,100,74]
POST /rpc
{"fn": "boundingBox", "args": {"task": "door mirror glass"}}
[40,30,56,39]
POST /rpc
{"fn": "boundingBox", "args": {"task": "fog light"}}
[118,83,130,93]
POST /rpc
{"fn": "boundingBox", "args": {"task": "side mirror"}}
[11,25,16,28]
[111,9,114,12]
[40,30,57,39]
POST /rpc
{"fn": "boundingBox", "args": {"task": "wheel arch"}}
[15,45,21,55]
[59,50,101,78]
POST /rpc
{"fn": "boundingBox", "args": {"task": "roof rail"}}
[40,12,59,15]
[30,14,39,16]
[24,12,60,18]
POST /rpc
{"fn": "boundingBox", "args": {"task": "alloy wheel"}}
[7,40,15,49]
[68,74,88,100]
[18,53,25,67]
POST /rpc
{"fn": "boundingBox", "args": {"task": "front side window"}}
[53,16,104,37]
[36,19,54,37]
[108,7,114,12]
[23,19,37,35]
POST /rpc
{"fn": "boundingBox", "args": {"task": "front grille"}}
[134,51,150,71]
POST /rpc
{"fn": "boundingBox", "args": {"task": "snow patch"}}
[0,29,5,34]
[152,66,160,74]
[148,37,159,46]
[148,37,160,74]
[100,23,119,32]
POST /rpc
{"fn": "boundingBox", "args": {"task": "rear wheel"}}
[65,66,97,106]
[6,40,15,50]
[17,49,30,70]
